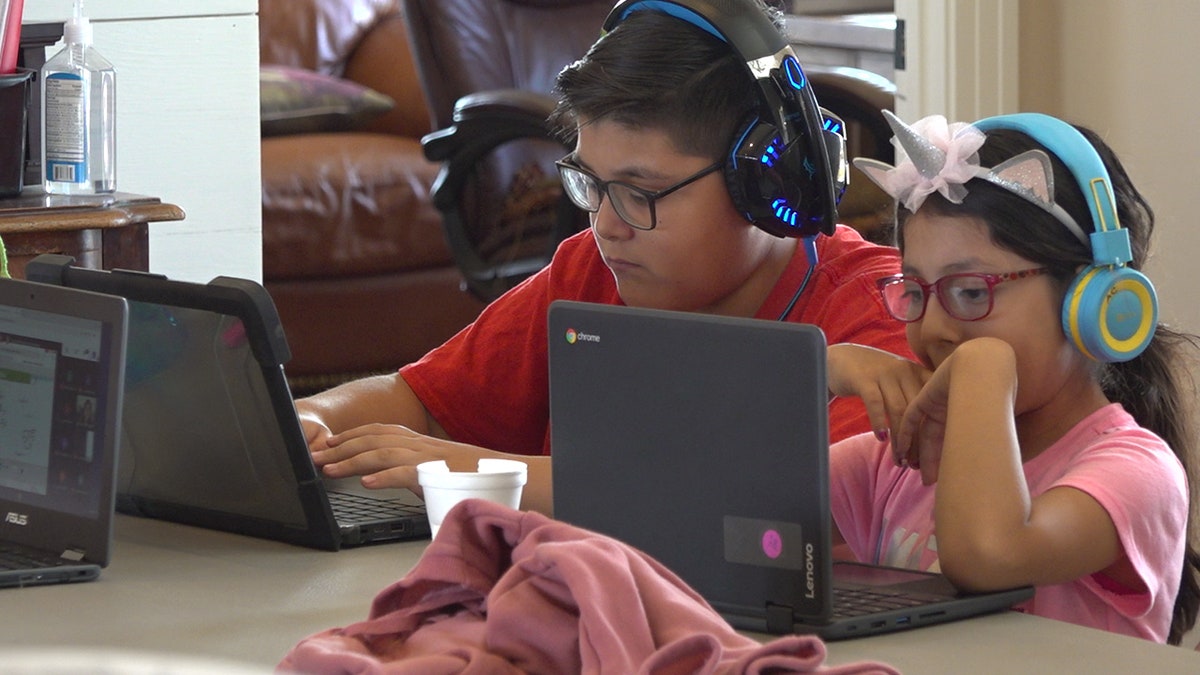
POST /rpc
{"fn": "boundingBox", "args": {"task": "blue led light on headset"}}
[772,199,799,228]
[760,139,781,168]
[782,56,806,90]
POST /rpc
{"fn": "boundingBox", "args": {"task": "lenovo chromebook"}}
[27,255,428,551]
[0,276,126,587]
[548,300,1033,639]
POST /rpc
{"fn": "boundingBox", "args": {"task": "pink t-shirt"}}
[401,225,912,455]
[829,403,1188,642]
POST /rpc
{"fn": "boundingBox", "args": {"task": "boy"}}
[296,0,910,515]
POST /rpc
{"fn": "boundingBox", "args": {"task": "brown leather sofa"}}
[259,0,486,394]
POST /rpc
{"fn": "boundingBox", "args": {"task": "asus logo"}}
[5,512,28,526]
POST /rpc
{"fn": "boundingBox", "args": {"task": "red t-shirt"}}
[401,225,911,455]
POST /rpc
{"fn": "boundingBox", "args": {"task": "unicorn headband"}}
[853,110,1090,246]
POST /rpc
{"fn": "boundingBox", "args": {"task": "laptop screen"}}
[115,299,309,527]
[0,303,117,521]
[24,255,394,550]
[549,300,833,619]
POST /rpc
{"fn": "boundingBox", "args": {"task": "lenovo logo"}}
[804,542,816,598]
[5,512,28,526]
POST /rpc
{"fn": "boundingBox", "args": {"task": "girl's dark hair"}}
[896,125,1200,645]
[551,7,777,160]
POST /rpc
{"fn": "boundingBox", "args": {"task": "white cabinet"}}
[23,0,261,282]
[784,12,896,82]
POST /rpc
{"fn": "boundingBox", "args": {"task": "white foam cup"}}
[416,458,528,538]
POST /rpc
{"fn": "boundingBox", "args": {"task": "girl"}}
[827,111,1200,644]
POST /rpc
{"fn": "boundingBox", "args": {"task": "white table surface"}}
[0,515,1197,673]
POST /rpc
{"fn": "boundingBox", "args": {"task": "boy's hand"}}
[309,423,486,494]
[296,406,333,451]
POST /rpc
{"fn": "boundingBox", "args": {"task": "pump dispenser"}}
[41,0,115,194]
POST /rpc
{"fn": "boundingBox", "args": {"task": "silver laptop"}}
[548,300,1033,640]
[27,254,428,551]
[0,277,126,587]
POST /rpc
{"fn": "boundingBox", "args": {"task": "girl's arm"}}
[897,338,1125,592]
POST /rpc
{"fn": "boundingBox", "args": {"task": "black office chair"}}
[402,0,612,302]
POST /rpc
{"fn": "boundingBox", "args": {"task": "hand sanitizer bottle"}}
[41,0,116,195]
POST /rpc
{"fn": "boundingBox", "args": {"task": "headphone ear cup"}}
[724,118,832,239]
[726,118,804,237]
[723,117,760,226]
[1061,265,1158,362]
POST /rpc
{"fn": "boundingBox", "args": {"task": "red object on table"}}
[0,0,26,74]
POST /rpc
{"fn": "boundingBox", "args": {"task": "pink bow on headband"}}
[853,110,1089,245]
[858,113,985,213]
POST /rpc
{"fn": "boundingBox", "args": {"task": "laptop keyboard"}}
[831,585,946,619]
[0,542,70,571]
[326,490,425,522]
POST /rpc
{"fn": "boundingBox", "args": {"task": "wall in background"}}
[23,0,261,283]
[1018,0,1200,342]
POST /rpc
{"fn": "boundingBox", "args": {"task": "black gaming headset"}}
[973,113,1157,363]
[603,0,847,239]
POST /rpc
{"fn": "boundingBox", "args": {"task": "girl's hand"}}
[893,338,1016,484]
[828,343,932,444]
[894,363,951,484]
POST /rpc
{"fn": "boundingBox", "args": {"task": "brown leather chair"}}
[401,0,612,302]
[807,65,896,244]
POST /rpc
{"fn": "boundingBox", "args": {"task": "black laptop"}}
[27,254,428,551]
[0,276,126,587]
[548,300,1033,640]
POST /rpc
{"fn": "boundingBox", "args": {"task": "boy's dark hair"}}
[550,6,781,160]
[896,126,1200,645]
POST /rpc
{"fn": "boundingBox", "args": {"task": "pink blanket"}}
[279,499,899,674]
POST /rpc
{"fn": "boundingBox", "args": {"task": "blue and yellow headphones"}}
[973,113,1157,363]
[603,0,847,239]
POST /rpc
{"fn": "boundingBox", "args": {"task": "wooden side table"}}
[0,191,185,278]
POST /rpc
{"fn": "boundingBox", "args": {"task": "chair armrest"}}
[423,89,559,168]
[421,89,573,301]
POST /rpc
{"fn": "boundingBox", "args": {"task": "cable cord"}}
[777,236,819,321]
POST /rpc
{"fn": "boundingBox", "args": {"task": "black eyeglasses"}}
[876,268,1049,322]
[555,157,723,230]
